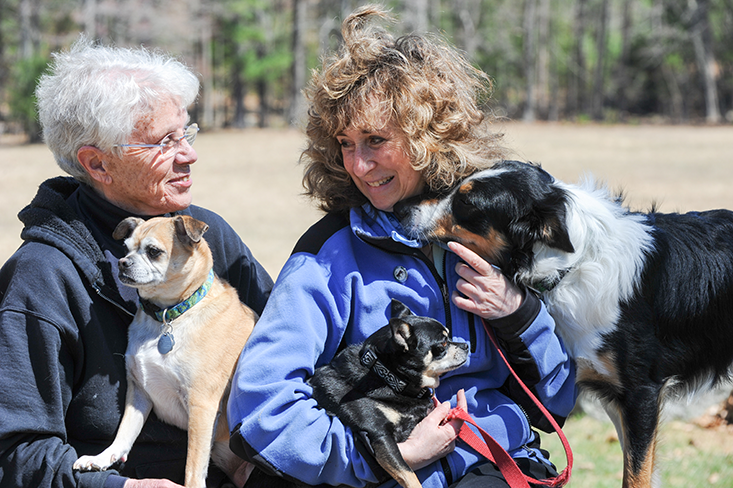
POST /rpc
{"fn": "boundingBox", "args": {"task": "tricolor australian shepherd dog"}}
[394,160,733,488]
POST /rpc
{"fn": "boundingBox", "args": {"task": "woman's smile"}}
[337,112,424,212]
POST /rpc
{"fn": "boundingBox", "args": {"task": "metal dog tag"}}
[157,333,175,355]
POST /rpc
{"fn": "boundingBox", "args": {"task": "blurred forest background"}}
[0,0,732,142]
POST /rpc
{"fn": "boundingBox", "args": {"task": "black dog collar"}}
[529,267,571,294]
[360,347,432,399]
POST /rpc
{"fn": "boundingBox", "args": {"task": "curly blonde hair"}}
[301,4,509,213]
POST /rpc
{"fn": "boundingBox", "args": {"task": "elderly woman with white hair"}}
[0,39,273,488]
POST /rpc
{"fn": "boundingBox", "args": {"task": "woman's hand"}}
[123,479,184,488]
[398,390,467,470]
[448,242,523,319]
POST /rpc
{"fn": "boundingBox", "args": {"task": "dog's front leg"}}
[619,386,662,488]
[183,395,222,488]
[74,377,153,471]
[370,436,422,488]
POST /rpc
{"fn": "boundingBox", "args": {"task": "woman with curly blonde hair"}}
[229,6,576,488]
[302,6,508,213]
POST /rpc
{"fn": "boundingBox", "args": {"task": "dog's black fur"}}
[395,160,733,488]
[248,299,468,488]
[309,299,468,488]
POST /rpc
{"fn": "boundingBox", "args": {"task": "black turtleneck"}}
[71,184,147,258]
[67,183,146,308]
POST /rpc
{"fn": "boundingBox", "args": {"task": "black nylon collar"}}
[359,346,432,399]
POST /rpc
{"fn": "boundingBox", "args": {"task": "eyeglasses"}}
[114,124,199,155]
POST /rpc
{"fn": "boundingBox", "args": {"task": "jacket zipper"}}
[92,282,135,318]
[411,248,453,333]
[359,233,454,333]
[467,314,477,354]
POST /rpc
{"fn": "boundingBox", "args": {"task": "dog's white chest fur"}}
[525,183,654,375]
[126,313,192,430]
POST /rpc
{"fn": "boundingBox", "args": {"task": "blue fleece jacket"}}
[228,205,577,488]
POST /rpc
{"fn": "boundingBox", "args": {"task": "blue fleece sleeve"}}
[522,302,578,421]
[227,253,380,487]
[487,292,578,430]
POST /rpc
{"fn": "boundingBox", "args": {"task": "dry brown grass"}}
[3,122,732,276]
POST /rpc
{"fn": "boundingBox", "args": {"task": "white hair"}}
[35,37,200,184]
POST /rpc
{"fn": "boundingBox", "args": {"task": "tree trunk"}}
[0,0,5,94]
[536,0,551,119]
[591,0,608,121]
[616,0,632,119]
[83,0,97,38]
[689,0,721,124]
[199,3,215,129]
[522,0,537,122]
[257,45,268,129]
[405,0,429,33]
[457,0,479,61]
[567,0,587,118]
[662,64,684,122]
[19,0,40,59]
[231,22,247,129]
[288,0,307,126]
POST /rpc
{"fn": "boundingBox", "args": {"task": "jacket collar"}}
[350,204,425,249]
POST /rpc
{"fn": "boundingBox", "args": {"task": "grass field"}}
[2,122,733,486]
[541,410,733,487]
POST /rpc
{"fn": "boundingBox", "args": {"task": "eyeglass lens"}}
[183,124,199,145]
[160,124,198,153]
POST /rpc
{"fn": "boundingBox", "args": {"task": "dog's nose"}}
[392,200,408,220]
[119,258,131,269]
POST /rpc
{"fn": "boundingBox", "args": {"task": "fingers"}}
[447,241,497,276]
[399,397,462,470]
[124,479,185,488]
[456,389,467,411]
[432,390,467,438]
[448,241,504,291]
[447,241,523,319]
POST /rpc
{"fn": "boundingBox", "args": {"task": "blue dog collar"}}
[140,269,215,323]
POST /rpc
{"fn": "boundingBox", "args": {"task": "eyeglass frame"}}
[113,123,199,155]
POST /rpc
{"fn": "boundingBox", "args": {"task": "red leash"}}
[446,319,573,487]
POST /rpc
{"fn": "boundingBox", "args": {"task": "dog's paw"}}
[73,452,125,472]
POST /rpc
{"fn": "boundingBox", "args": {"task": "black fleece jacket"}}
[0,177,273,488]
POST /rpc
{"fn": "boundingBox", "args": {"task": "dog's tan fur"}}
[73,215,256,488]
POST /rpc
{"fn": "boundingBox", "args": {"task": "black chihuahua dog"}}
[247,299,468,488]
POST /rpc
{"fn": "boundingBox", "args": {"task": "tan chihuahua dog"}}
[74,215,256,488]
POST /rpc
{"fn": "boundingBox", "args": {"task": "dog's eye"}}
[454,195,474,214]
[146,246,164,260]
[431,342,448,358]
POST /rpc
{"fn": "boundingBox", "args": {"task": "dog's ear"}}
[511,213,574,254]
[390,319,413,353]
[174,216,209,249]
[540,215,574,253]
[390,299,414,320]
[510,189,575,254]
[113,217,145,240]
